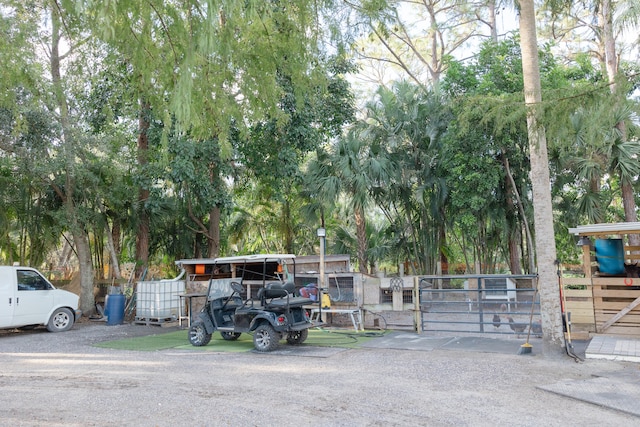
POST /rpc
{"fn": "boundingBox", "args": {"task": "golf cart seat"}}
[260,282,295,299]
[258,282,313,308]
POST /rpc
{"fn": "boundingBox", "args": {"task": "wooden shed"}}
[564,222,640,337]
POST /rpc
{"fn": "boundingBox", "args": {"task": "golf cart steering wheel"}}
[230,281,244,295]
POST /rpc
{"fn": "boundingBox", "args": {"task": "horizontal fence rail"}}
[418,274,540,336]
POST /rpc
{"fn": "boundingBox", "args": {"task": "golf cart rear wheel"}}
[189,321,212,346]
[253,324,279,352]
[286,329,308,345]
[221,331,241,341]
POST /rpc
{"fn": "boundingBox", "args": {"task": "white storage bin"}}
[136,280,185,319]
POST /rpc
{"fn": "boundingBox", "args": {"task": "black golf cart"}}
[187,254,314,352]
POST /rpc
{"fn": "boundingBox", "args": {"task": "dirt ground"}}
[0,319,638,426]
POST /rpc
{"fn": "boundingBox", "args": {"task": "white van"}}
[0,265,81,332]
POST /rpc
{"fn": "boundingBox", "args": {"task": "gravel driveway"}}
[0,320,638,426]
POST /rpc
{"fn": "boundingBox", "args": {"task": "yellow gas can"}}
[321,293,331,309]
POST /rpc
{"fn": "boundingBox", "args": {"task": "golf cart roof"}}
[175,254,296,267]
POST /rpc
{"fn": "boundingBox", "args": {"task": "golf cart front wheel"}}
[189,321,212,346]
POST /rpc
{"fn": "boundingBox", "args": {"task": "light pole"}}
[317,227,326,322]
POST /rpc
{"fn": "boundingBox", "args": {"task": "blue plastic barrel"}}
[595,238,625,275]
[103,295,110,318]
[106,293,126,325]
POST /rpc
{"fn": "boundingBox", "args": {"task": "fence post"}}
[414,276,422,334]
[436,261,443,299]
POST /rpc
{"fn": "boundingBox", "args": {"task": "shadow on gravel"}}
[93,328,387,352]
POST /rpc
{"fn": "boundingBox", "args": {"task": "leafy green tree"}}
[65,1,352,264]
[232,57,356,255]
[167,134,230,258]
[0,2,99,311]
[72,0,345,137]
[542,0,640,242]
[442,37,534,274]
[0,106,61,267]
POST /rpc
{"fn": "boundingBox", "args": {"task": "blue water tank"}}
[595,238,625,275]
[105,293,126,325]
[103,295,110,318]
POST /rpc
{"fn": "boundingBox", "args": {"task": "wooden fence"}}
[562,276,640,337]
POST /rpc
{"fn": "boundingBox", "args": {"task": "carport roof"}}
[568,222,640,236]
[175,254,296,266]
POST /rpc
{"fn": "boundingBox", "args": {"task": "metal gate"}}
[418,274,540,336]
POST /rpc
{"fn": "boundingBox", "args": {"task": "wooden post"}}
[581,240,592,278]
[414,276,422,334]
[436,261,443,299]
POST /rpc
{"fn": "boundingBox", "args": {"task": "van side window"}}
[17,270,53,291]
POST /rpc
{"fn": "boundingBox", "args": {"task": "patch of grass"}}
[94,328,386,352]
[94,330,190,351]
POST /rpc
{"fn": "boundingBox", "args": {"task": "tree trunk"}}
[135,196,150,278]
[426,4,441,83]
[503,155,532,273]
[74,231,95,314]
[354,205,368,274]
[518,0,565,354]
[208,205,221,258]
[488,0,498,42]
[50,7,95,315]
[508,232,523,274]
[600,0,618,84]
[621,180,640,246]
[98,204,121,280]
[283,200,293,254]
[600,0,639,244]
[111,218,121,260]
[439,224,449,275]
[135,100,151,278]
[105,221,121,280]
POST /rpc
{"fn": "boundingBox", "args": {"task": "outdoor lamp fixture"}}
[317,227,326,322]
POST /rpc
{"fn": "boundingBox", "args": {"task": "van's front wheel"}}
[47,308,74,332]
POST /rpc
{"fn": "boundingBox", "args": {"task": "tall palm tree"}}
[518,0,565,351]
[555,103,640,225]
[305,129,391,274]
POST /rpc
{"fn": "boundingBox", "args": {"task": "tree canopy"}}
[0,0,638,328]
